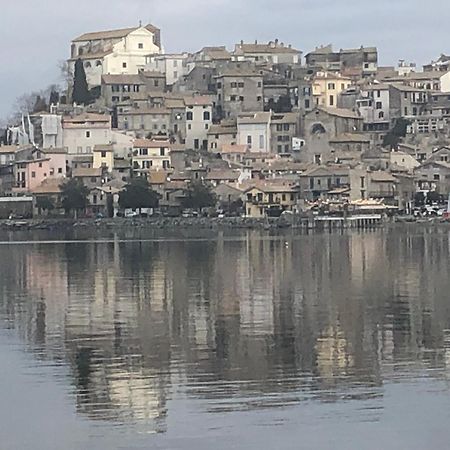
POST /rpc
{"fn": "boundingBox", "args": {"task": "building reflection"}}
[1,228,450,427]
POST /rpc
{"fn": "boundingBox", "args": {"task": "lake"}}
[1,228,450,449]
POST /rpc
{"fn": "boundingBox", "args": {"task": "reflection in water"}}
[1,229,450,438]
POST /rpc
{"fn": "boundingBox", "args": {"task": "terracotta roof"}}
[221,144,248,154]
[40,147,68,154]
[207,124,237,135]
[68,51,113,61]
[101,74,146,85]
[148,170,169,184]
[315,107,361,120]
[0,145,19,154]
[64,113,111,123]
[184,95,213,106]
[93,145,114,152]
[238,112,271,124]
[205,170,240,181]
[32,178,64,194]
[72,155,93,163]
[133,138,171,148]
[165,98,185,109]
[72,168,103,177]
[73,24,159,42]
[236,43,300,54]
[141,70,166,78]
[370,171,397,182]
[118,108,170,115]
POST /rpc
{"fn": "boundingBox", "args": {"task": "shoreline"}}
[0,215,449,233]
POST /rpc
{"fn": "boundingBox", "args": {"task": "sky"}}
[1,0,450,121]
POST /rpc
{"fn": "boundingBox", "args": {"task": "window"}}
[278,145,283,153]
[239,96,244,102]
[173,60,178,68]
[238,82,244,88]
[404,107,408,115]
[217,82,222,89]
[259,135,264,149]
[86,131,91,138]
[154,80,159,87]
[230,95,236,101]
[305,99,310,109]
[122,62,127,68]
[379,111,384,119]
[38,162,42,168]
[138,43,143,49]
[85,61,91,68]
[376,102,382,109]
[231,82,237,88]
[360,177,365,188]
[31,171,36,178]
[276,124,283,131]
[257,96,262,101]
[404,92,408,99]
[58,168,63,174]
[283,124,289,131]
[194,139,199,149]
[434,174,440,181]
[247,135,252,145]
[186,111,193,120]
[203,111,210,121]
[140,148,148,156]
[173,71,178,78]
[257,81,262,88]
[328,83,335,90]
[160,148,165,156]
[205,124,209,130]
[133,85,140,92]
[96,60,102,66]
[329,95,334,106]
[188,124,192,130]
[277,136,283,142]
[101,151,106,158]
[309,178,314,189]
[285,144,289,152]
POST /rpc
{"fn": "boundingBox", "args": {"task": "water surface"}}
[1,228,450,449]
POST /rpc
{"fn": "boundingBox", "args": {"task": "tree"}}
[72,58,90,105]
[182,181,216,211]
[119,177,160,214]
[60,178,89,217]
[35,196,55,215]
[383,118,410,150]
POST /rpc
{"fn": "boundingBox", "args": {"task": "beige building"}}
[233,40,301,65]
[184,96,213,151]
[312,72,353,108]
[62,113,112,157]
[243,182,299,217]
[207,122,237,152]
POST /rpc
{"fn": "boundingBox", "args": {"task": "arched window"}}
[186,111,193,121]
[85,61,91,68]
[203,111,210,121]
[96,60,102,67]
[379,111,384,119]
[311,123,326,135]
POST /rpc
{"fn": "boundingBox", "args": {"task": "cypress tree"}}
[72,58,90,105]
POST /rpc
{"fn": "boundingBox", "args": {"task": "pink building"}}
[14,158,51,193]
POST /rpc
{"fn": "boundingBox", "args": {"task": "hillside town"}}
[1,23,450,221]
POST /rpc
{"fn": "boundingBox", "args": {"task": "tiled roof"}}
[133,138,171,148]
[73,24,159,42]
[73,168,103,177]
[101,74,146,85]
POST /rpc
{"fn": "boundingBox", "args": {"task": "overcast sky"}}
[1,0,449,120]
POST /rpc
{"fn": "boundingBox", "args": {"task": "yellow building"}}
[243,183,299,217]
[132,138,171,178]
[93,145,114,171]
[312,72,352,108]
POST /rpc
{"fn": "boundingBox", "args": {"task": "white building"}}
[233,40,301,65]
[358,84,391,124]
[145,53,190,86]
[69,24,162,87]
[184,96,213,151]
[237,112,271,153]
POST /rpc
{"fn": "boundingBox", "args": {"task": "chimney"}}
[240,40,244,46]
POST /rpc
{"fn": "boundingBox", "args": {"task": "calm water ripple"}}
[1,228,450,449]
